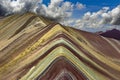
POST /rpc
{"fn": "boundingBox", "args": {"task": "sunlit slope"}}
[0,13,120,80]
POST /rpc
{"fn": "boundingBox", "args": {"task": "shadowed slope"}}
[0,13,120,80]
[100,29,120,40]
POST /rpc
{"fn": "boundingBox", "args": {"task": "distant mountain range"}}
[100,29,120,40]
[0,13,120,80]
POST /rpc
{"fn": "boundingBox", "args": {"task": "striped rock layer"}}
[0,13,120,80]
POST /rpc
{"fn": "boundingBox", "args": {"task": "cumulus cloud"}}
[101,5,120,25]
[0,0,119,31]
[35,0,74,22]
[35,0,85,22]
[0,0,86,30]
[74,7,109,28]
[76,2,86,10]
[0,4,7,16]
[0,0,85,22]
[72,5,120,31]
[0,0,41,15]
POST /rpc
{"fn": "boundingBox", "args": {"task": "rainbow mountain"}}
[0,13,120,80]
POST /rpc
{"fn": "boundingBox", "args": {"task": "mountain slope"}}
[0,13,120,80]
[100,29,120,40]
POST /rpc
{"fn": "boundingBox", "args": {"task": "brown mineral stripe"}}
[77,30,120,58]
[36,57,88,80]
[19,31,120,79]
[39,33,118,78]
[0,13,120,80]
[2,28,118,80]
[22,41,115,80]
[35,32,120,77]
[0,23,58,66]
[9,15,37,38]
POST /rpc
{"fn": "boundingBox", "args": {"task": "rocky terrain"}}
[0,13,120,80]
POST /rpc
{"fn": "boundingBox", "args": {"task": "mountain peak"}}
[100,29,120,40]
[0,13,120,80]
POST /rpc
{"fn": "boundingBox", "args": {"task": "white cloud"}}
[0,0,41,15]
[0,0,85,25]
[71,5,120,31]
[35,0,85,22]
[103,5,120,25]
[30,0,85,26]
[0,0,119,31]
[10,0,25,12]
[76,2,86,10]
[0,0,83,29]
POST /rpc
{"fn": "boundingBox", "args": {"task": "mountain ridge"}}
[0,13,120,80]
[100,29,120,40]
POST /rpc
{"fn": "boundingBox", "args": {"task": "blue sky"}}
[43,0,120,5]
[42,0,120,31]
[42,0,120,21]
[43,0,120,11]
